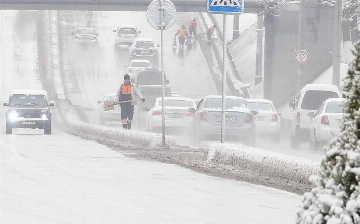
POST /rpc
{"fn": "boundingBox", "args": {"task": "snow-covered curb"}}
[207,143,319,184]
[46,11,175,149]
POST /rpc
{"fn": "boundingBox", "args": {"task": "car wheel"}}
[271,132,281,144]
[290,131,300,149]
[192,124,202,145]
[145,120,150,132]
[310,130,323,150]
[5,122,12,134]
[44,122,52,135]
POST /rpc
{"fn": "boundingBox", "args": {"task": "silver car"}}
[192,95,257,146]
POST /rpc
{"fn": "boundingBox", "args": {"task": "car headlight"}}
[41,114,48,120]
[8,111,18,122]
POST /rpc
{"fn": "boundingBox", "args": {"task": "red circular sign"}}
[295,50,308,63]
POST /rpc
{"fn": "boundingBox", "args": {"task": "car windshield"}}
[325,101,345,113]
[204,98,247,109]
[137,70,162,85]
[159,99,194,107]
[119,27,136,34]
[135,41,154,48]
[76,28,96,35]
[9,94,48,107]
[301,90,339,110]
[247,102,274,112]
[130,61,151,67]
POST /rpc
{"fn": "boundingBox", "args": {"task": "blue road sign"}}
[207,0,243,13]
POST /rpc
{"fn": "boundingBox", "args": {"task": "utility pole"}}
[255,12,264,85]
[296,0,305,93]
[332,0,342,88]
[233,14,239,40]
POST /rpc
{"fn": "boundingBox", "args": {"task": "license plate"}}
[168,113,183,118]
[141,50,149,54]
[216,117,236,123]
[255,116,264,121]
[22,121,35,125]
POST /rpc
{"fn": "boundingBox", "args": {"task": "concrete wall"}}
[264,2,334,107]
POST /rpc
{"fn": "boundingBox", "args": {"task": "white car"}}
[71,28,99,43]
[246,99,281,143]
[113,24,140,46]
[97,94,121,125]
[125,59,153,84]
[288,84,341,149]
[309,98,346,149]
[145,97,196,133]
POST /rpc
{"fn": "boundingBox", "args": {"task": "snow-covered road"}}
[0,130,301,224]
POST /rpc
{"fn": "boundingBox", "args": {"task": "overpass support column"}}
[263,14,275,101]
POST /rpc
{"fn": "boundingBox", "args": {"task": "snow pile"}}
[62,112,176,148]
[207,143,319,184]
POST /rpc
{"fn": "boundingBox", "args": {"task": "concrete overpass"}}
[0,0,263,13]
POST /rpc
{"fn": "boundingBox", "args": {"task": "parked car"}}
[246,98,281,143]
[309,98,346,149]
[192,95,257,145]
[129,38,159,65]
[97,94,121,125]
[125,59,153,84]
[145,96,196,133]
[288,84,341,149]
[113,24,140,46]
[71,28,99,43]
[3,89,54,134]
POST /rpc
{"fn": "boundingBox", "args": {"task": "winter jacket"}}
[117,83,144,106]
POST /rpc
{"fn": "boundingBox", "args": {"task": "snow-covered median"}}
[63,112,176,148]
[207,143,319,184]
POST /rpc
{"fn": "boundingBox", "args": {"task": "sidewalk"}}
[198,13,257,97]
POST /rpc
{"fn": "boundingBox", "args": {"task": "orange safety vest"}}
[189,20,197,28]
[120,84,132,101]
[121,84,131,94]
[178,28,187,37]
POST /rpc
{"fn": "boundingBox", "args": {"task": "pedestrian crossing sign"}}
[207,0,243,13]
